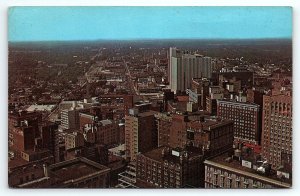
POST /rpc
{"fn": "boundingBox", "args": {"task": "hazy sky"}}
[8,7,292,41]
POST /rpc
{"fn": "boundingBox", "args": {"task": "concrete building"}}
[169,48,212,92]
[217,100,261,145]
[60,108,89,130]
[261,93,292,169]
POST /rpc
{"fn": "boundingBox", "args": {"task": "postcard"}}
[8,6,292,188]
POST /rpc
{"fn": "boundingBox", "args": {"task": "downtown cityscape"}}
[8,7,292,188]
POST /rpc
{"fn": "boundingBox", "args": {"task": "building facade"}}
[261,93,292,169]
[169,48,212,92]
[136,147,204,188]
[125,110,158,161]
[167,114,234,157]
[155,113,173,147]
[204,157,290,188]
[17,158,111,188]
[217,100,261,145]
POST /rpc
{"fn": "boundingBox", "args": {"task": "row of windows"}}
[205,167,272,188]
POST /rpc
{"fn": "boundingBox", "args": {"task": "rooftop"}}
[8,157,29,169]
[8,111,41,119]
[100,119,113,126]
[195,118,234,131]
[136,110,158,117]
[49,157,110,183]
[217,99,260,107]
[141,146,203,164]
[205,153,291,187]
[26,104,56,112]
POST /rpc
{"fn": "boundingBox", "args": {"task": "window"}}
[19,177,23,184]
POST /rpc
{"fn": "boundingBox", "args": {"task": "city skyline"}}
[8,7,292,42]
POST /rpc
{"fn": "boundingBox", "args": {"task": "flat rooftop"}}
[217,99,260,107]
[186,118,233,131]
[204,153,291,187]
[142,146,203,164]
[137,110,158,117]
[49,158,110,183]
[26,104,56,112]
[8,157,29,169]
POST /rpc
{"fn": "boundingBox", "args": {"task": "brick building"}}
[217,100,261,145]
[190,78,210,109]
[261,93,292,169]
[8,111,42,154]
[64,131,85,150]
[136,147,204,188]
[155,113,173,147]
[167,113,234,157]
[204,153,291,188]
[16,158,111,188]
[125,109,158,161]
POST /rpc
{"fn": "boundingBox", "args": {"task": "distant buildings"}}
[213,69,254,89]
[169,48,212,92]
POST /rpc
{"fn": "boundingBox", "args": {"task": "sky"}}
[8,6,292,42]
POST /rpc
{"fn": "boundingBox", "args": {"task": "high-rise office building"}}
[217,100,261,145]
[261,93,292,169]
[125,109,158,161]
[169,48,212,92]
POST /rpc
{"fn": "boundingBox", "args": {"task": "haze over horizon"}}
[8,7,292,42]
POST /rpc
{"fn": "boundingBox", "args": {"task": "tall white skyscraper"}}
[169,47,212,92]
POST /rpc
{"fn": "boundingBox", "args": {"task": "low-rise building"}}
[17,157,111,188]
[136,146,204,188]
[204,153,291,188]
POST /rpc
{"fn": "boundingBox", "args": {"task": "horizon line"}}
[8,37,292,43]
